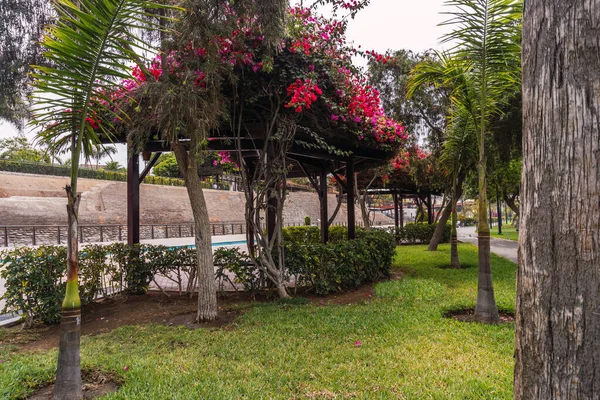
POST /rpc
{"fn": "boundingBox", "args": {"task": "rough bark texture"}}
[515,1,600,398]
[173,142,218,322]
[54,188,82,400]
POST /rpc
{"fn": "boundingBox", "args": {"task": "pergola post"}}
[127,149,140,245]
[393,192,399,229]
[320,165,328,244]
[346,158,356,239]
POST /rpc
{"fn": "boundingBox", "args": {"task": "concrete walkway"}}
[457,226,518,263]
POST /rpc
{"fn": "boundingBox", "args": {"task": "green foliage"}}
[304,216,311,226]
[214,247,259,295]
[282,226,320,243]
[103,161,123,171]
[152,153,180,178]
[284,227,396,295]
[0,137,51,163]
[0,246,66,325]
[394,222,451,244]
[0,243,196,324]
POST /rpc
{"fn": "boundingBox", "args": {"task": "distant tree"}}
[0,136,51,163]
[368,49,448,150]
[515,0,600,397]
[88,145,117,168]
[152,153,180,177]
[103,161,123,171]
[0,0,53,129]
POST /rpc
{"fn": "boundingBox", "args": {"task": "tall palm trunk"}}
[173,142,217,322]
[54,185,83,400]
[474,141,499,323]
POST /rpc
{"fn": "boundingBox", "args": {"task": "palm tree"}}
[440,107,477,268]
[409,0,522,323]
[89,144,117,168]
[32,1,173,398]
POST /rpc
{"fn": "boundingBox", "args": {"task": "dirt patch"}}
[436,263,476,269]
[2,275,404,353]
[306,271,403,306]
[443,307,514,324]
[4,291,258,353]
[27,369,120,399]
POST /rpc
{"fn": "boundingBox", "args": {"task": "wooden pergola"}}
[117,125,395,246]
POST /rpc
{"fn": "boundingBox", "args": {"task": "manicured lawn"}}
[490,226,519,241]
[0,244,517,399]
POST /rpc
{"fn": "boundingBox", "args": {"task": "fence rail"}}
[0,221,354,248]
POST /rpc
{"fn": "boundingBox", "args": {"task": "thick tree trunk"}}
[173,143,218,322]
[515,1,600,398]
[54,187,82,400]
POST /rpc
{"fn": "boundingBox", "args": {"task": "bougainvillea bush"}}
[97,3,410,157]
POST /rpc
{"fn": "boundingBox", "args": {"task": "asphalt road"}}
[457,226,518,263]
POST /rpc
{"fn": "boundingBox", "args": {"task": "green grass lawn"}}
[0,244,517,399]
[490,226,519,241]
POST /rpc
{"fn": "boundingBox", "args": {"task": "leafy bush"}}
[214,247,260,295]
[394,222,450,244]
[284,226,396,295]
[304,216,311,226]
[282,226,320,243]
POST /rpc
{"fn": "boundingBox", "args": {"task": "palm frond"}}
[32,0,178,175]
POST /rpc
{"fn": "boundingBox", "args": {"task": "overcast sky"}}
[0,0,452,167]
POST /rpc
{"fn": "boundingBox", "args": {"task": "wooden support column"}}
[393,192,399,229]
[346,158,356,239]
[400,194,404,227]
[320,165,328,243]
[127,149,140,245]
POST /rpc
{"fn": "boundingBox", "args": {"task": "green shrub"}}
[394,222,450,244]
[284,227,395,295]
[213,247,259,295]
[0,243,197,325]
[304,216,311,226]
[282,226,320,243]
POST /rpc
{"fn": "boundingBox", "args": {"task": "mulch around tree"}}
[443,307,515,324]
[27,369,121,400]
[2,272,404,354]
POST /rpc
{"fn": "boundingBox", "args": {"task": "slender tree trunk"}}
[173,142,217,322]
[434,194,447,223]
[327,184,343,227]
[54,187,82,400]
[474,142,499,324]
[428,199,451,250]
[429,176,465,251]
[450,177,460,268]
[503,191,519,218]
[515,1,600,397]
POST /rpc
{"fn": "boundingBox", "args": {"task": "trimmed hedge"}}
[0,159,186,186]
[393,222,451,244]
[283,226,396,295]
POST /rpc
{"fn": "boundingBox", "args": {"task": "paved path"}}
[457,226,518,263]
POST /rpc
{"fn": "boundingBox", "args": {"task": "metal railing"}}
[0,220,352,247]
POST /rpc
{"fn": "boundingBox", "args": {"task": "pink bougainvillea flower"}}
[124,365,130,371]
[355,341,362,347]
